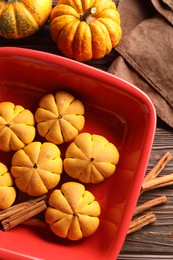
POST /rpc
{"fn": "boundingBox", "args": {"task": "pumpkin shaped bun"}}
[11,141,63,196]
[0,102,36,151]
[64,133,119,184]
[50,0,122,61]
[0,163,16,210]
[35,91,85,145]
[45,182,101,240]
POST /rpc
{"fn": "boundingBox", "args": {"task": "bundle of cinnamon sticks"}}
[0,195,47,231]
[128,151,173,234]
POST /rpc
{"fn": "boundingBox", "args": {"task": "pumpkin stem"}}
[73,211,79,218]
[33,163,38,169]
[80,7,97,23]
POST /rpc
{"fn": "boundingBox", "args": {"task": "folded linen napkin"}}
[109,0,173,127]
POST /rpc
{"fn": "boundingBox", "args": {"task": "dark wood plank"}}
[119,125,173,258]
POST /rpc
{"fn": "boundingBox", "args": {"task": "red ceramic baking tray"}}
[0,47,156,260]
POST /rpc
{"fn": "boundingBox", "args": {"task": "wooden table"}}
[1,1,173,259]
[119,121,173,259]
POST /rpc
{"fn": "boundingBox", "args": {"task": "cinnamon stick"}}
[143,151,172,182]
[0,195,47,221]
[0,195,47,231]
[141,152,173,193]
[128,212,156,235]
[133,195,167,216]
[142,174,173,192]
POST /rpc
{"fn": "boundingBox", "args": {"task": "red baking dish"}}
[0,47,156,260]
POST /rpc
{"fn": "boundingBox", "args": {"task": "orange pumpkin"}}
[64,132,119,183]
[45,182,101,240]
[50,0,122,61]
[0,102,36,152]
[0,162,16,210]
[0,0,53,39]
[11,141,63,196]
[35,91,85,145]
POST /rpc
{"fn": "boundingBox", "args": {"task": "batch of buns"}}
[0,90,119,241]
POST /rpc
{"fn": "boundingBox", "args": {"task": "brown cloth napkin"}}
[108,0,173,128]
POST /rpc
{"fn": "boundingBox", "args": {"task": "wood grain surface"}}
[0,1,173,259]
[119,122,173,259]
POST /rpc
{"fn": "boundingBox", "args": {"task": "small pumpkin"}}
[0,162,16,210]
[35,91,85,145]
[50,0,122,61]
[11,141,63,196]
[45,181,101,240]
[64,132,119,183]
[0,102,36,151]
[0,0,53,39]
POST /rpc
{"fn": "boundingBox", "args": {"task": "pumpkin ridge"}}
[73,21,92,61]
[74,142,91,160]
[0,3,17,39]
[9,129,25,150]
[58,118,77,142]
[91,161,106,175]
[66,217,80,239]
[58,20,80,58]
[59,116,82,131]
[0,2,6,17]
[82,22,92,59]
[36,169,61,190]
[89,22,107,59]
[53,119,65,141]
[14,168,33,193]
[59,0,83,13]
[80,0,93,12]
[94,5,115,17]
[92,161,116,179]
[52,4,79,18]
[97,17,122,46]
[41,119,57,132]
[27,171,47,195]
[24,142,41,165]
[10,109,34,125]
[55,96,75,115]
[95,8,120,22]
[0,127,25,151]
[91,142,108,158]
[0,116,6,125]
[78,164,92,182]
[50,15,77,42]
[0,125,8,138]
[9,124,35,148]
[53,215,72,225]
[20,1,40,24]
[0,3,6,19]
[92,20,111,54]
[12,2,39,37]
[36,109,59,121]
[60,190,78,214]
[66,143,89,160]
[12,2,20,37]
